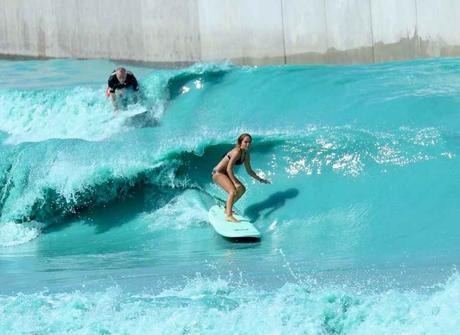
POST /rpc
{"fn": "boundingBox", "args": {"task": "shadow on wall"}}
[244,188,299,222]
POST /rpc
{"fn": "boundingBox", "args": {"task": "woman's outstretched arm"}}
[244,153,270,184]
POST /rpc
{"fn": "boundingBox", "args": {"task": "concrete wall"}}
[198,0,285,64]
[1,0,460,66]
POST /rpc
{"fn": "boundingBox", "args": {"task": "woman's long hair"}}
[236,133,252,147]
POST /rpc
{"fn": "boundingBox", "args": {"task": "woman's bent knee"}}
[228,188,237,197]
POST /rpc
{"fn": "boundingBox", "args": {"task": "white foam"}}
[1,274,460,334]
[146,191,208,231]
[0,221,45,247]
[0,86,164,144]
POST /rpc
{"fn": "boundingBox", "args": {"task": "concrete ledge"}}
[1,0,460,65]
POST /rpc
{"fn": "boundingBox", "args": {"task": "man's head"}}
[116,67,127,83]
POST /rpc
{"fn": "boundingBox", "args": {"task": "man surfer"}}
[107,67,140,114]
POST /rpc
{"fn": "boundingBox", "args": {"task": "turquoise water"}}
[1,58,460,334]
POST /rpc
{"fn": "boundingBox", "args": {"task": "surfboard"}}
[123,111,158,128]
[208,205,261,239]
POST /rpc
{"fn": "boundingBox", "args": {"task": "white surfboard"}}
[208,205,261,239]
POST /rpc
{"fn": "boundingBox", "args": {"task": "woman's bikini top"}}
[225,151,245,165]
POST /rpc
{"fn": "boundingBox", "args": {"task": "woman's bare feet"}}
[226,214,239,222]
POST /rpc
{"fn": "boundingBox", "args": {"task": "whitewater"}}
[1,58,460,334]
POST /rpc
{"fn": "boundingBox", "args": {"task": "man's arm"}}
[110,92,118,112]
[128,73,140,104]
[127,73,139,91]
[108,76,118,112]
